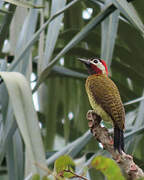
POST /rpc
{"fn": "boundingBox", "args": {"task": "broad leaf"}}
[91,156,125,180]
[0,72,46,176]
[54,155,75,178]
[31,174,40,180]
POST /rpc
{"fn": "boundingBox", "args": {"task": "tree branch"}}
[87,110,144,180]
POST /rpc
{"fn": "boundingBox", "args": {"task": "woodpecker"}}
[78,58,125,153]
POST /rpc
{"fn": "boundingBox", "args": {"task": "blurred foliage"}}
[54,155,75,178]
[91,156,125,180]
[0,0,144,179]
[32,174,50,180]
[32,174,40,180]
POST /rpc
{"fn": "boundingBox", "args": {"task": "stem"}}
[64,170,88,180]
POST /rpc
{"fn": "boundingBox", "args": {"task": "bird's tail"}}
[114,126,124,153]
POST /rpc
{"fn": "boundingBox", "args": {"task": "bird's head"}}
[78,58,108,75]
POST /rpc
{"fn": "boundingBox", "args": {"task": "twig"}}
[63,170,88,180]
[35,162,62,179]
[87,110,144,180]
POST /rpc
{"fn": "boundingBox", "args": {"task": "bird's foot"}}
[114,151,133,163]
[86,110,95,120]
[87,110,102,124]
[109,138,114,145]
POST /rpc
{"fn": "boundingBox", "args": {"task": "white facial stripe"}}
[91,60,106,74]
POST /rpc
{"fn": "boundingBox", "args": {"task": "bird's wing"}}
[86,74,125,130]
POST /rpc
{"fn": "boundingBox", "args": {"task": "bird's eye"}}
[93,59,99,64]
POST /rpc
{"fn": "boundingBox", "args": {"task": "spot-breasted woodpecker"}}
[78,58,125,153]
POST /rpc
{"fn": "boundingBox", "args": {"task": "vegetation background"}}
[0,0,144,179]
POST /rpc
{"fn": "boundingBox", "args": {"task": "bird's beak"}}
[78,58,90,65]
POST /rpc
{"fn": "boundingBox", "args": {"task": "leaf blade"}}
[4,0,43,9]
[42,0,66,69]
[112,0,144,34]
[0,72,46,176]
[8,0,80,71]
[101,0,120,68]
[34,3,116,91]
[91,156,125,180]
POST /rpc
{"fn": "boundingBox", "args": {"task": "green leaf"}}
[0,72,46,176]
[91,156,125,180]
[138,177,144,180]
[42,176,51,180]
[54,155,75,178]
[32,174,40,180]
